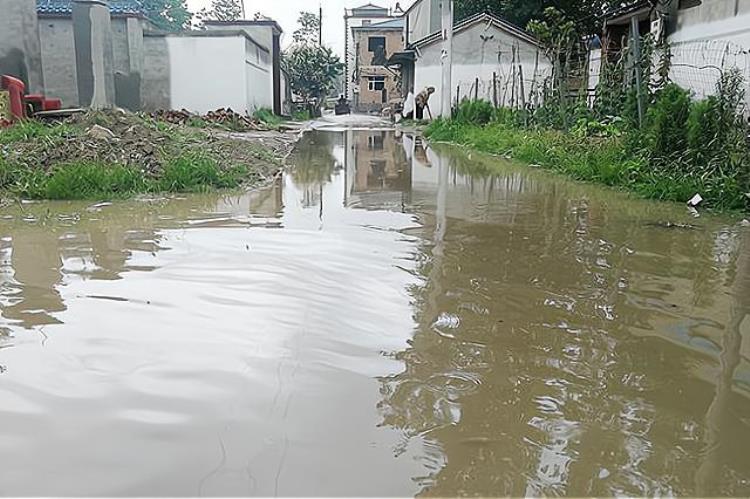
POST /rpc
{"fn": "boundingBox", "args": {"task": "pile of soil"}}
[5,110,294,181]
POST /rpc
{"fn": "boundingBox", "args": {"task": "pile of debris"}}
[148,107,266,132]
[4,109,288,179]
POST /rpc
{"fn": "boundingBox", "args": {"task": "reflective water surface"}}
[1,129,749,496]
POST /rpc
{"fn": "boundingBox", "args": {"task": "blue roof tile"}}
[37,0,145,16]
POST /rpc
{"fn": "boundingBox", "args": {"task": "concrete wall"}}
[244,37,272,111]
[38,17,79,106]
[405,0,441,45]
[111,17,143,110]
[667,0,750,105]
[675,0,750,29]
[414,21,551,117]
[142,32,274,114]
[73,0,116,109]
[141,34,170,110]
[166,35,247,113]
[0,0,44,93]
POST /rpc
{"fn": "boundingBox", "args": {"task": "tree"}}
[198,0,243,23]
[283,44,343,109]
[454,0,622,36]
[140,0,192,31]
[292,11,321,45]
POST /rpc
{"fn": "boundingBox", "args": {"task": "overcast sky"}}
[186,0,412,56]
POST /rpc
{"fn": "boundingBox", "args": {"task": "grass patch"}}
[43,162,147,200]
[253,108,283,129]
[425,118,745,210]
[292,109,312,122]
[0,154,251,200]
[0,119,75,145]
[159,152,249,192]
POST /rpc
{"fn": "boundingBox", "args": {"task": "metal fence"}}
[453,38,750,113]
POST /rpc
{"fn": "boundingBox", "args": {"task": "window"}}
[368,76,385,91]
[368,133,385,150]
[368,36,385,52]
[368,36,387,65]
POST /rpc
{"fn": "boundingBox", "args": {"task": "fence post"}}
[511,45,517,109]
[474,77,479,100]
[630,16,645,128]
[493,72,498,107]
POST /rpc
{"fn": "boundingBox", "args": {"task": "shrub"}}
[43,162,145,200]
[159,152,247,192]
[453,99,495,126]
[644,84,691,162]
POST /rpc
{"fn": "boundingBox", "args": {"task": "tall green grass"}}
[0,153,252,200]
[427,77,750,212]
[253,108,283,129]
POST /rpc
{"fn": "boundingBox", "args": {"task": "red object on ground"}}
[24,94,45,113]
[43,98,62,111]
[1,75,27,121]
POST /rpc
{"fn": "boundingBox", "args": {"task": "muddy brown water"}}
[0,129,749,496]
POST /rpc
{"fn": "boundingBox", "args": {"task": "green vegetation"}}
[0,153,253,200]
[282,11,344,114]
[426,71,750,211]
[253,108,284,129]
[291,109,312,122]
[0,119,75,145]
[0,111,285,201]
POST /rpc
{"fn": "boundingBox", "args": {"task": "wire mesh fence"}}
[452,38,750,115]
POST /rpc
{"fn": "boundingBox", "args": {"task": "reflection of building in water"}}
[213,179,284,221]
[1,229,66,329]
[379,139,750,496]
[290,132,344,210]
[344,130,411,210]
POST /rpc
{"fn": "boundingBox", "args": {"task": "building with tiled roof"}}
[36,0,145,17]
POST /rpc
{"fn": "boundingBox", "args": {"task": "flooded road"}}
[1,128,749,496]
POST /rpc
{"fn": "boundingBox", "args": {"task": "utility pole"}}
[240,0,246,19]
[319,3,323,45]
[440,0,453,118]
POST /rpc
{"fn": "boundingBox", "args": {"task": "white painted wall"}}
[414,21,552,117]
[167,36,247,114]
[166,34,272,114]
[668,7,750,105]
[405,0,441,45]
[244,38,272,111]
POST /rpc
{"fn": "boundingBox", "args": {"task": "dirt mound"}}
[5,110,288,179]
